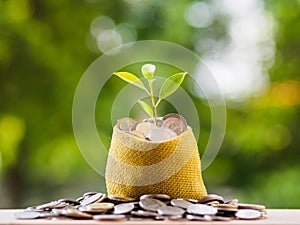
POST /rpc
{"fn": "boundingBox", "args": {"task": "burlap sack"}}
[105,126,207,199]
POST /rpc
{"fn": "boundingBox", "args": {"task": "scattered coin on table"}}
[187,204,218,215]
[80,192,105,206]
[236,209,262,220]
[93,214,127,221]
[140,193,171,201]
[15,192,267,221]
[15,211,41,219]
[139,198,166,212]
[170,198,193,209]
[157,206,185,216]
[113,203,135,214]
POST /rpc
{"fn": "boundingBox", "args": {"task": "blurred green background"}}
[1,0,300,208]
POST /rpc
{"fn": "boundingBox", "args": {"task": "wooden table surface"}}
[0,209,299,225]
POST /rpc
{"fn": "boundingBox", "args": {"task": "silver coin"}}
[93,214,127,221]
[148,127,177,142]
[15,211,41,219]
[207,200,222,205]
[51,217,71,221]
[216,207,238,213]
[225,198,239,205]
[140,194,171,201]
[167,215,184,220]
[113,203,135,214]
[212,203,238,209]
[235,209,262,220]
[106,195,136,204]
[76,196,84,202]
[237,203,266,211]
[162,113,187,135]
[186,214,212,221]
[187,204,218,215]
[107,195,136,203]
[170,199,193,209]
[131,210,160,217]
[157,206,185,216]
[144,117,164,127]
[139,198,166,212]
[57,198,80,205]
[88,202,114,210]
[53,202,70,209]
[25,206,44,212]
[81,202,114,213]
[210,215,232,221]
[78,206,94,213]
[117,117,137,132]
[51,208,64,216]
[81,193,104,206]
[129,217,144,221]
[131,130,146,140]
[155,118,164,127]
[36,201,60,210]
[184,198,199,203]
[83,191,99,198]
[154,215,167,220]
[198,194,224,204]
[135,122,156,138]
[62,206,93,219]
[38,211,57,218]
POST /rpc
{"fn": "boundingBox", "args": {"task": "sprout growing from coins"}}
[114,64,187,124]
[107,64,206,198]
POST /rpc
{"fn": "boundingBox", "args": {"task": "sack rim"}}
[114,125,192,145]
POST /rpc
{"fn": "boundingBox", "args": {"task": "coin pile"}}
[15,193,267,221]
[117,113,188,142]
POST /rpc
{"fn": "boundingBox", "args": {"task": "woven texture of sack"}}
[105,126,207,199]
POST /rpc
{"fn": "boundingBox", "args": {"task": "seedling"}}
[114,64,187,123]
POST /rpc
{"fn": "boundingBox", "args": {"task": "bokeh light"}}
[265,124,292,150]
[184,2,214,28]
[89,16,137,53]
[192,0,276,103]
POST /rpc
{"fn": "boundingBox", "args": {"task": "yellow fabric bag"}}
[105,126,207,199]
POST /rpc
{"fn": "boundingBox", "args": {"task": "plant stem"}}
[148,79,157,124]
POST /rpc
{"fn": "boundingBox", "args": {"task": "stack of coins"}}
[15,193,267,221]
[116,113,188,142]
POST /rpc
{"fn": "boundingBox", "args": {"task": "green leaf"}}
[138,100,153,117]
[141,64,156,80]
[114,72,147,91]
[159,72,187,100]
